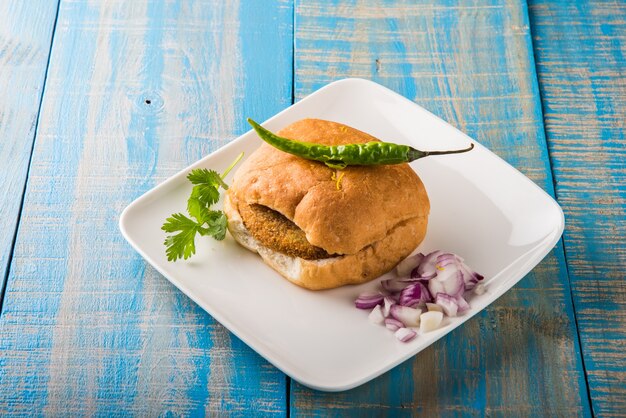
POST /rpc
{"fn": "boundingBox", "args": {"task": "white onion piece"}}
[390,305,422,327]
[474,283,486,295]
[420,311,444,333]
[395,253,424,277]
[382,296,394,317]
[395,327,417,342]
[368,305,385,325]
[426,303,442,312]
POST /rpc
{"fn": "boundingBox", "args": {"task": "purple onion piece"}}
[456,296,471,313]
[395,327,417,342]
[383,277,427,293]
[381,278,408,293]
[399,282,432,307]
[436,252,457,265]
[435,293,459,317]
[396,252,425,277]
[357,250,484,341]
[417,250,442,278]
[411,269,436,280]
[419,279,432,288]
[385,318,404,331]
[459,263,483,290]
[428,266,464,299]
[387,292,400,303]
[436,259,457,268]
[437,253,456,260]
[355,292,385,309]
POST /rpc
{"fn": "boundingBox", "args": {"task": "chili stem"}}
[221,152,244,180]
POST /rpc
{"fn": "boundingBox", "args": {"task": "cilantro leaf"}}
[199,210,228,240]
[162,152,243,262]
[187,195,210,223]
[187,168,228,190]
[191,183,220,206]
[162,213,201,261]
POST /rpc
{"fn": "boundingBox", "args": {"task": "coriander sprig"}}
[162,152,243,261]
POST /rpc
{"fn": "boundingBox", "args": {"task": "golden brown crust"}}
[230,118,430,255]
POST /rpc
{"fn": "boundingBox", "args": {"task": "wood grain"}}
[0,0,292,415]
[528,1,626,416]
[0,2,59,303]
[293,0,591,415]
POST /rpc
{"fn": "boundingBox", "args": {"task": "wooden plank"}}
[528,1,626,416]
[292,0,591,415]
[0,2,59,302]
[0,0,292,415]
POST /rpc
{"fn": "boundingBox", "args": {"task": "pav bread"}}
[224,119,430,290]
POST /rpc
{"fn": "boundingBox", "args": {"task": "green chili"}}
[247,118,474,169]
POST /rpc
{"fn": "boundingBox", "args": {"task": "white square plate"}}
[120,78,564,391]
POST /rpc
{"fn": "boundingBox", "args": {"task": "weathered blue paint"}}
[293,0,590,415]
[240,0,294,130]
[0,1,59,305]
[2,0,623,414]
[0,0,96,415]
[0,0,291,416]
[529,1,626,415]
[92,0,165,412]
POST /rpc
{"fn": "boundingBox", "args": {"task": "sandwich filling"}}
[238,203,335,260]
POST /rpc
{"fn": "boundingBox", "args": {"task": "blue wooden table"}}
[0,0,623,416]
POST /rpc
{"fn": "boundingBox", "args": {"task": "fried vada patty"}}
[238,203,334,260]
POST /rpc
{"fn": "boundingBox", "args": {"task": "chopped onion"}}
[435,293,459,317]
[436,252,458,267]
[355,250,483,343]
[385,318,404,331]
[456,296,470,313]
[460,262,484,290]
[420,311,444,333]
[355,292,384,309]
[428,263,464,298]
[395,327,417,342]
[396,253,424,277]
[383,296,394,317]
[399,282,431,307]
[426,302,443,312]
[416,250,442,279]
[368,305,385,324]
[381,277,410,293]
[390,304,422,327]
[473,283,486,295]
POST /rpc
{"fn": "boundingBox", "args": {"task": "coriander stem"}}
[221,152,244,180]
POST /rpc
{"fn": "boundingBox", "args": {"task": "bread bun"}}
[225,118,430,290]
